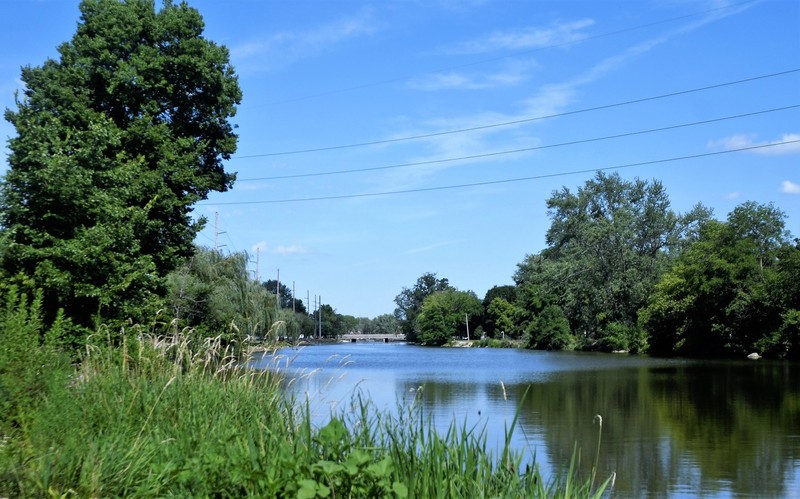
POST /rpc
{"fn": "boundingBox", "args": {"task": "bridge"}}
[340,333,406,343]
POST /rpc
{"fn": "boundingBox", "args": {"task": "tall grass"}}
[1,323,613,497]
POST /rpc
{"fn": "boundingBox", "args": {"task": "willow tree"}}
[0,0,241,336]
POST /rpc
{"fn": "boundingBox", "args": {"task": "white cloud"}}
[726,192,741,200]
[408,59,538,91]
[251,241,269,253]
[448,19,594,54]
[251,241,310,256]
[376,1,759,192]
[781,180,800,194]
[231,8,376,69]
[708,133,800,155]
[273,244,309,256]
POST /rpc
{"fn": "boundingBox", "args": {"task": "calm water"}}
[251,343,800,498]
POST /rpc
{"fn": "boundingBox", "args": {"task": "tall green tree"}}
[0,0,241,337]
[416,289,482,346]
[515,172,709,351]
[642,202,798,358]
[393,272,452,342]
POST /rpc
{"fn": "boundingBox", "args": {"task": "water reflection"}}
[254,344,800,498]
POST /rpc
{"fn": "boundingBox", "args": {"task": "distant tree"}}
[481,285,517,337]
[524,304,573,351]
[309,305,358,338]
[394,272,452,342]
[642,202,797,358]
[515,172,709,351]
[262,280,305,312]
[372,313,401,336]
[165,247,275,345]
[484,297,523,339]
[0,0,241,339]
[416,289,482,346]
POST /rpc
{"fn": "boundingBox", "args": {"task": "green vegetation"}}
[0,0,241,344]
[0,289,612,497]
[396,173,799,358]
[416,289,482,346]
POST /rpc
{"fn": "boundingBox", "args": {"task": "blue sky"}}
[1,0,798,319]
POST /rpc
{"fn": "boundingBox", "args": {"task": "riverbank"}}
[1,335,611,497]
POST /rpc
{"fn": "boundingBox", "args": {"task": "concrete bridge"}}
[340,333,406,343]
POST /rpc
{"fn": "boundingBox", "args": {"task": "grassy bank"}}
[1,327,611,497]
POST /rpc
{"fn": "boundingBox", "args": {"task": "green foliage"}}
[525,304,574,351]
[416,289,482,346]
[0,329,612,498]
[0,0,240,336]
[484,297,525,339]
[642,202,797,358]
[360,313,401,335]
[262,279,306,313]
[515,172,710,351]
[312,304,357,338]
[394,272,452,343]
[165,247,275,346]
[0,286,70,432]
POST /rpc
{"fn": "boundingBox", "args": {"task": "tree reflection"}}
[508,362,800,497]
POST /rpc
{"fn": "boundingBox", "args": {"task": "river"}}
[250,342,800,498]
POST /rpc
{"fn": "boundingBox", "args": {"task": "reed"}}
[1,328,613,498]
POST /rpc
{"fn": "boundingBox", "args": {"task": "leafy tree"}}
[262,279,305,313]
[524,304,573,350]
[642,202,797,358]
[515,172,709,351]
[165,247,275,344]
[394,272,452,342]
[0,0,241,338]
[360,314,400,335]
[416,289,482,346]
[484,297,523,339]
[481,285,517,337]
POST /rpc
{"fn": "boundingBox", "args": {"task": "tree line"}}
[0,0,795,360]
[393,172,799,359]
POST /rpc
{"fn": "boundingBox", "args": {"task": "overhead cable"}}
[237,104,799,181]
[203,139,800,205]
[234,68,799,159]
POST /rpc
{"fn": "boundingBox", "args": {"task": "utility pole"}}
[213,211,226,252]
[255,247,260,282]
[292,281,296,313]
[318,295,322,338]
[465,313,470,341]
[276,268,280,310]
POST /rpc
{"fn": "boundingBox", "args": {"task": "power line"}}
[251,0,758,108]
[236,104,799,181]
[233,68,799,159]
[203,139,800,205]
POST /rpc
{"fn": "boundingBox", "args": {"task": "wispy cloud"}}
[781,180,800,194]
[408,59,538,91]
[447,19,594,54]
[708,133,800,155]
[251,241,310,256]
[375,1,759,192]
[231,8,376,70]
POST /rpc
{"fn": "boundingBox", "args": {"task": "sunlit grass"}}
[1,329,613,497]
